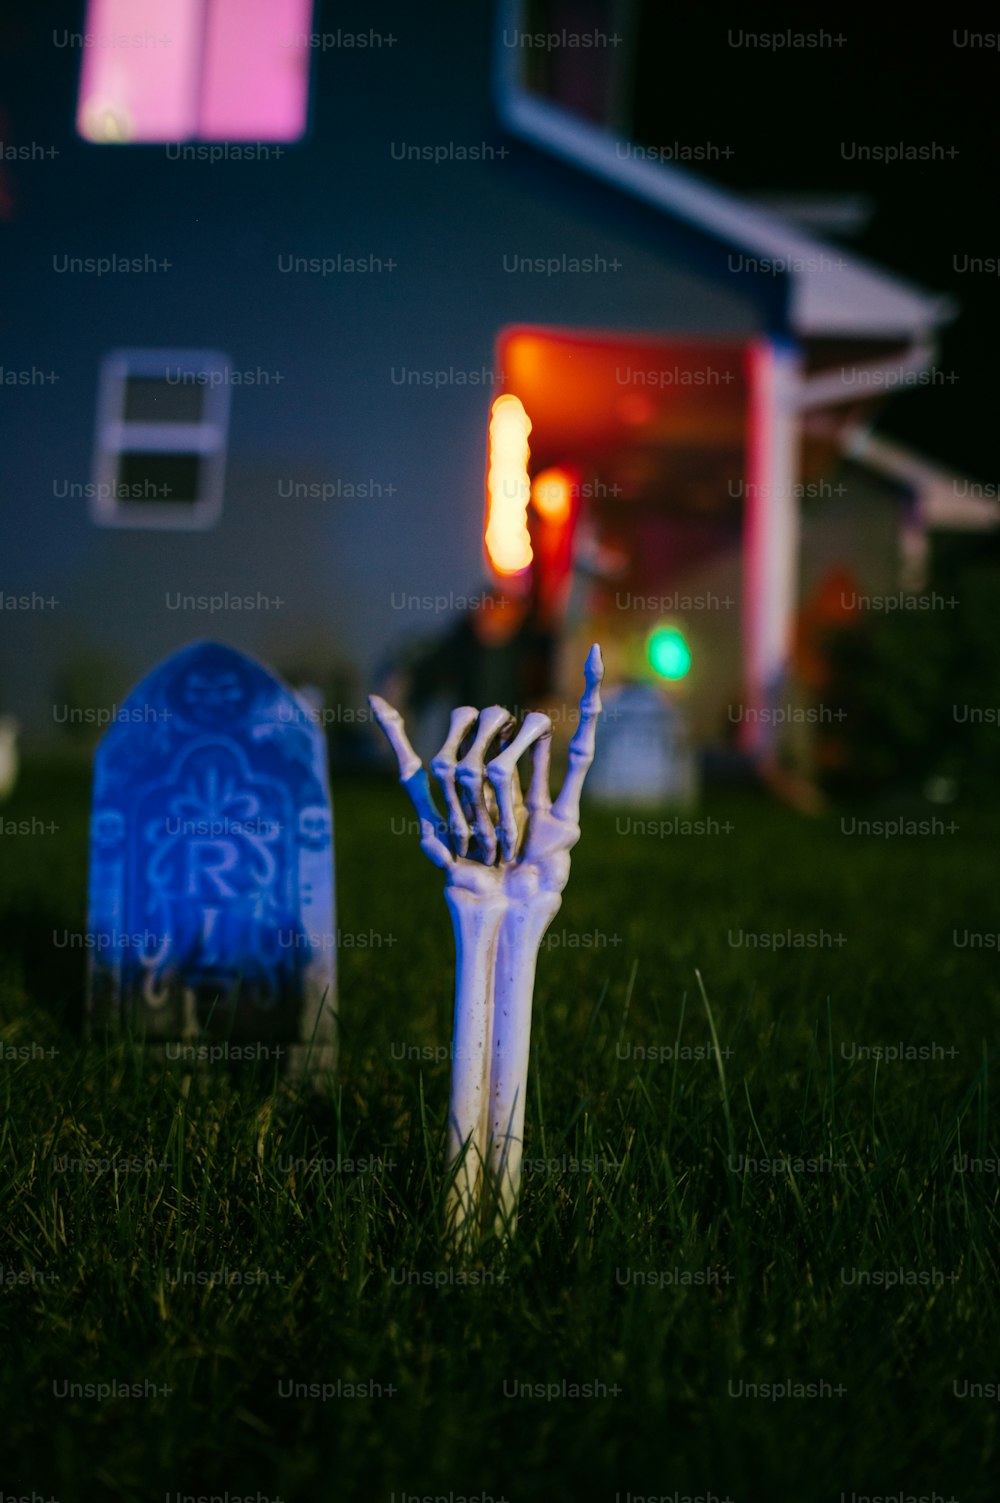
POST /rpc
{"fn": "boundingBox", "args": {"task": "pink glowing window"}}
[76,0,313,144]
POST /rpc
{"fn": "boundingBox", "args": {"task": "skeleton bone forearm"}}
[486,892,563,1233]
[443,885,506,1237]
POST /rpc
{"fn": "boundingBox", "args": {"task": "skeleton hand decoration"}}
[370,644,604,1245]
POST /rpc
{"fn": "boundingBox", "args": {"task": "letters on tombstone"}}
[86,640,337,1068]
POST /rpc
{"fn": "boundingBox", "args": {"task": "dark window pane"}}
[116,452,202,505]
[123,377,205,424]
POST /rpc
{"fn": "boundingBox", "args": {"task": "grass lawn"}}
[2,758,999,1501]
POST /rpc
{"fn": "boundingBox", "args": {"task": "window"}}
[76,0,313,144]
[91,350,231,530]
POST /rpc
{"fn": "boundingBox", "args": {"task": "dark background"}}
[631,9,999,479]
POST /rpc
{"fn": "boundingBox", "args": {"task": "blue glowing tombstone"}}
[586,683,698,808]
[86,641,336,1076]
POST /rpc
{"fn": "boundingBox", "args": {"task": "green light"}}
[647,625,691,680]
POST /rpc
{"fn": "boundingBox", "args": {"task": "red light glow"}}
[531,467,574,524]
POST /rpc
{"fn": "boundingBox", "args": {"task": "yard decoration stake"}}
[370,645,604,1247]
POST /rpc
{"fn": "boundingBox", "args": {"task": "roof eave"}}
[494,84,955,341]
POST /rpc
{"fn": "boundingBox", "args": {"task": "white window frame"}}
[91,349,231,530]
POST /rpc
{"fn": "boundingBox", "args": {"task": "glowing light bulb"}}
[531,467,573,524]
[647,625,691,680]
[485,394,533,575]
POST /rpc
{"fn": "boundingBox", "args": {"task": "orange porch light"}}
[485,394,533,575]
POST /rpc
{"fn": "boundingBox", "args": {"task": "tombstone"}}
[586,682,698,807]
[86,640,336,1078]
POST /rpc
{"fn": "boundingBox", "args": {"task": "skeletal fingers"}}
[455,706,515,863]
[369,694,422,782]
[430,706,479,856]
[370,693,451,862]
[487,711,553,860]
[375,643,604,872]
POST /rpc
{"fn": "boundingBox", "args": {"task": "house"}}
[3,0,990,755]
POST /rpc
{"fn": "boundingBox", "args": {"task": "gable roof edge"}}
[493,67,955,340]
